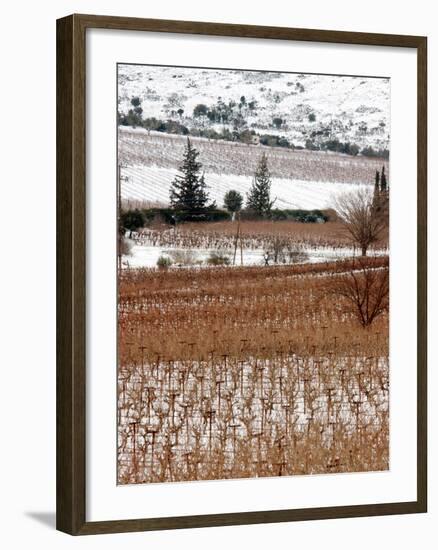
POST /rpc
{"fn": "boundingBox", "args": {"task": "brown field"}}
[173,219,388,250]
[118,257,389,484]
[128,219,388,258]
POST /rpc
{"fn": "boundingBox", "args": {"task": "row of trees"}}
[335,166,389,256]
[120,96,389,158]
[168,137,388,257]
[193,96,257,125]
[169,138,274,218]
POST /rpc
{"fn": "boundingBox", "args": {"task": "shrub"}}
[158,120,189,135]
[143,117,162,131]
[118,109,143,128]
[169,208,231,223]
[319,139,360,156]
[305,139,319,151]
[259,134,291,148]
[288,248,309,264]
[361,146,390,159]
[122,207,231,227]
[206,251,231,266]
[193,104,208,117]
[240,208,264,221]
[121,209,145,231]
[167,249,199,266]
[156,255,172,269]
[270,209,328,223]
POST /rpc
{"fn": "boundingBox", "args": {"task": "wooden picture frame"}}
[56,13,427,535]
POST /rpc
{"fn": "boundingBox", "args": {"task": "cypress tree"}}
[246,153,273,216]
[373,169,381,208]
[374,169,380,192]
[169,138,210,212]
[380,165,388,193]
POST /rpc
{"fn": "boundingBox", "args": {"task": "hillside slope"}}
[118,64,390,151]
[119,129,388,209]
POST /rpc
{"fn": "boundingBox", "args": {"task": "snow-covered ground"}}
[123,245,263,268]
[122,243,386,269]
[119,127,387,184]
[118,65,389,267]
[118,64,390,151]
[121,164,370,210]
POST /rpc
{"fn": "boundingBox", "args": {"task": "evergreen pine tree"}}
[374,169,380,192]
[373,169,381,208]
[380,165,388,193]
[169,138,210,212]
[246,153,273,217]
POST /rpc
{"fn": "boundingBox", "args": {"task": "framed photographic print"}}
[56,14,427,535]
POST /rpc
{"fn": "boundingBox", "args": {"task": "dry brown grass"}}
[131,219,388,256]
[118,257,389,484]
[181,219,353,250]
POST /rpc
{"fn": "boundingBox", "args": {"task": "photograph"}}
[117,64,390,485]
[0,1,431,544]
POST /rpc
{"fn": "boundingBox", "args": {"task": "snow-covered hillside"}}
[119,128,388,209]
[118,64,390,151]
[121,160,370,210]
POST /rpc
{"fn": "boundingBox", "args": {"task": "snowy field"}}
[121,164,371,210]
[122,243,387,269]
[118,64,389,268]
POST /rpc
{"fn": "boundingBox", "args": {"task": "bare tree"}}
[334,187,388,256]
[329,257,389,327]
[269,235,289,264]
[268,236,309,265]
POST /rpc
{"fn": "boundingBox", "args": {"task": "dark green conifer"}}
[246,153,273,216]
[169,138,210,212]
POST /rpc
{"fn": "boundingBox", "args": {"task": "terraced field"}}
[119,128,389,209]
